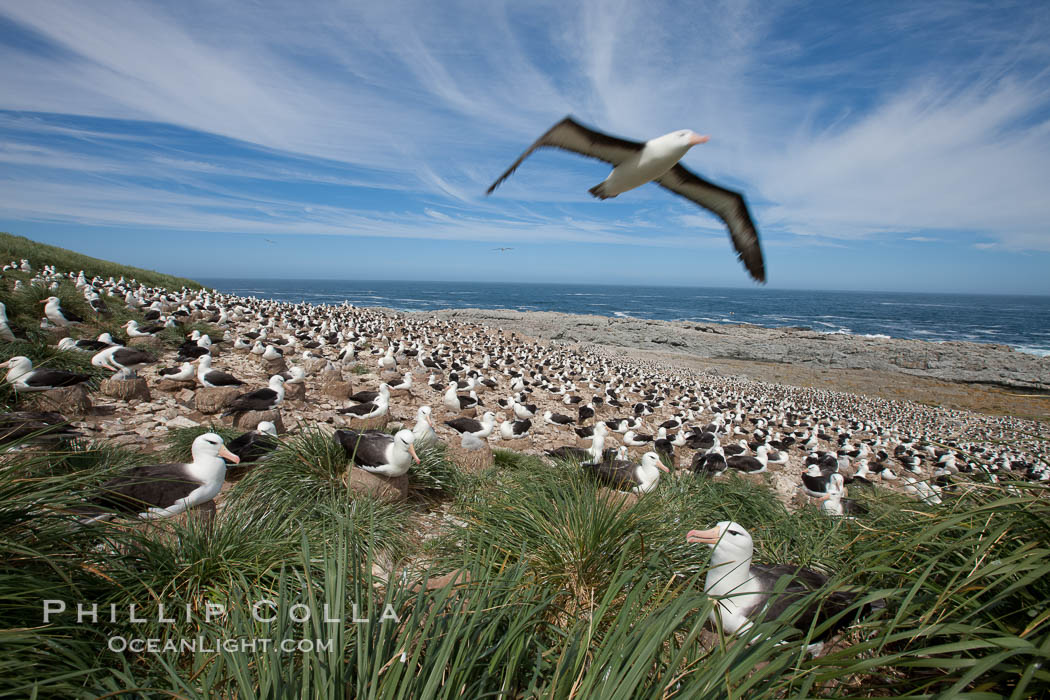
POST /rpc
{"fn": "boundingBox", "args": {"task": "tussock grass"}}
[223,428,411,560]
[408,441,462,496]
[1,431,1047,696]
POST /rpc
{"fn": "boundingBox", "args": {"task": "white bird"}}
[223,375,286,414]
[123,320,158,337]
[41,296,83,326]
[584,451,668,494]
[378,345,397,371]
[0,302,18,341]
[196,354,244,388]
[499,417,532,440]
[904,477,943,505]
[90,345,156,378]
[412,405,439,446]
[623,430,653,446]
[281,366,307,384]
[443,382,479,412]
[340,384,391,421]
[486,116,764,282]
[1,356,90,392]
[336,428,419,477]
[686,522,879,655]
[75,433,238,523]
[445,411,497,438]
[158,362,195,382]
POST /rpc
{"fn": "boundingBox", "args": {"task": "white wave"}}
[878,302,959,308]
[1015,346,1050,357]
[862,333,891,339]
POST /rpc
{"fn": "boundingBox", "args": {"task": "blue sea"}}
[199,279,1050,358]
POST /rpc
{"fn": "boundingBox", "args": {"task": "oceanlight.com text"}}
[108,636,336,654]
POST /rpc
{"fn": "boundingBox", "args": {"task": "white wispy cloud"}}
[0,0,1048,256]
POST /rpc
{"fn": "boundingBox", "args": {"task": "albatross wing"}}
[486,116,643,194]
[656,163,765,282]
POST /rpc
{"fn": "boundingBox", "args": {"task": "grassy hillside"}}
[0,232,202,290]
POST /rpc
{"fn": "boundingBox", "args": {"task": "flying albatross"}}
[486,116,765,282]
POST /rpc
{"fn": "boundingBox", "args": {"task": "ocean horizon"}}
[200,278,1050,358]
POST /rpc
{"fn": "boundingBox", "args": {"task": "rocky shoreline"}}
[405,308,1049,393]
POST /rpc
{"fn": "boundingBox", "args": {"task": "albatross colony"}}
[2,260,1047,524]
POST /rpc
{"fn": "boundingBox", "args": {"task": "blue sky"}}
[0,1,1048,294]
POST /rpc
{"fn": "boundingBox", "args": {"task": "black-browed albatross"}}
[74,432,239,522]
[486,116,765,282]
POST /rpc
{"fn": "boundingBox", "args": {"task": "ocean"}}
[199,279,1050,358]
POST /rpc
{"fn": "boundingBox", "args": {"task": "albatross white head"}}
[256,421,278,437]
[190,432,241,474]
[635,451,670,493]
[686,521,758,631]
[0,355,33,382]
[391,429,421,472]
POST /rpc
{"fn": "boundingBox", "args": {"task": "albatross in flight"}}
[486,116,765,282]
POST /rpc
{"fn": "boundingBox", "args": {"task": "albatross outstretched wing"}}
[486,116,643,194]
[656,163,765,282]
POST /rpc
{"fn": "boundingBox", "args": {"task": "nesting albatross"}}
[1,356,90,392]
[74,432,239,523]
[335,428,420,477]
[687,521,883,655]
[486,116,765,282]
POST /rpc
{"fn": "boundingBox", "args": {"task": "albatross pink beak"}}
[657,461,670,473]
[218,445,241,464]
[409,443,420,465]
[686,526,722,545]
[689,133,710,146]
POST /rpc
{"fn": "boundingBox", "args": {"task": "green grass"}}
[1,433,1047,697]
[0,232,202,290]
[407,441,464,496]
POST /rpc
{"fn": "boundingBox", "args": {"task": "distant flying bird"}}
[492,247,514,252]
[486,116,765,282]
[264,239,276,245]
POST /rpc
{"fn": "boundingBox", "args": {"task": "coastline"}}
[395,307,1049,421]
